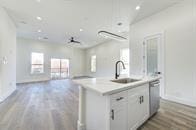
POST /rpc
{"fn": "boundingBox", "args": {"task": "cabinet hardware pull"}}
[111,109,114,120]
[116,97,124,101]
[142,96,144,103]
[139,96,142,104]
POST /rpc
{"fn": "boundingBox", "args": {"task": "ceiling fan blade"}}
[74,41,81,44]
[75,41,80,43]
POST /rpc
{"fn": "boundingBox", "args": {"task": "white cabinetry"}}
[128,84,149,130]
[110,91,127,130]
[78,83,149,130]
[110,84,149,130]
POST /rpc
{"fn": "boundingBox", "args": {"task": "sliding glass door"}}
[50,58,69,79]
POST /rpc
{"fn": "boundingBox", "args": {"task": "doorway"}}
[143,33,165,98]
[50,58,70,79]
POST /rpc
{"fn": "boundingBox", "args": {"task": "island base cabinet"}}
[110,91,127,130]
[79,84,149,130]
[128,84,149,130]
[110,84,149,130]
[127,92,141,130]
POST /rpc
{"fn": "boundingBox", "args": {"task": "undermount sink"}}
[111,78,141,84]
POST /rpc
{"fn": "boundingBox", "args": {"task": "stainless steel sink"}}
[111,78,141,84]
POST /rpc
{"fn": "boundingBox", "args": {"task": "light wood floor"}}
[0,80,196,130]
[0,80,79,130]
[139,100,196,130]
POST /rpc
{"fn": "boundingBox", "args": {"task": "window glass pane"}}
[31,52,44,74]
[120,49,130,76]
[51,59,60,69]
[31,53,44,64]
[51,59,60,78]
[61,59,69,78]
[91,55,96,72]
[50,58,69,79]
[31,65,43,74]
[146,38,158,75]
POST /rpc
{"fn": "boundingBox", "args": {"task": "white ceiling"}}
[0,0,182,48]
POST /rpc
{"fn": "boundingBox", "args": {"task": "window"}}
[50,58,69,79]
[91,55,96,72]
[120,48,130,76]
[31,52,44,74]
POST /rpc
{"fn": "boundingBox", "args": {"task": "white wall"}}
[16,38,85,83]
[0,7,16,102]
[130,0,196,106]
[85,40,129,77]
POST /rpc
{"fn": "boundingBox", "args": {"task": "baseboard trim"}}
[163,95,196,107]
[16,78,50,84]
[0,87,16,103]
[77,120,85,130]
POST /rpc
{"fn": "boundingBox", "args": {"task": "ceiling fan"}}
[68,37,81,44]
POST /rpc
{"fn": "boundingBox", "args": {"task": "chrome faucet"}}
[115,61,126,79]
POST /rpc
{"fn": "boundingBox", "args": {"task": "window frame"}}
[31,52,44,74]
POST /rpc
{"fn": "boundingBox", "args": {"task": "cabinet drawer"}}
[128,84,148,97]
[110,91,127,107]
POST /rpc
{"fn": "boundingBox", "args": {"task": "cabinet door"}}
[128,93,140,130]
[128,84,149,130]
[139,88,149,125]
[110,104,127,130]
[110,92,127,130]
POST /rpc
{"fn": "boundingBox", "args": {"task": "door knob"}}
[155,72,161,75]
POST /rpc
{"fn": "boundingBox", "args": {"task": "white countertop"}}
[73,76,161,96]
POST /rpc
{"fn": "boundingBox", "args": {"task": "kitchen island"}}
[73,76,161,130]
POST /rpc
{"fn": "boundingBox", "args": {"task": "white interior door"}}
[143,33,165,98]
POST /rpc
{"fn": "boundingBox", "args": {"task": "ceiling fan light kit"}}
[98,31,127,42]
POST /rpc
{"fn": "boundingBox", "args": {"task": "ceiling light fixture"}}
[98,31,127,41]
[80,29,83,32]
[36,0,41,2]
[38,29,42,32]
[136,5,141,10]
[36,16,42,21]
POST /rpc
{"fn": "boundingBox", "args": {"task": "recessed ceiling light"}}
[80,29,83,32]
[38,29,42,32]
[36,0,41,2]
[136,5,141,10]
[36,16,42,21]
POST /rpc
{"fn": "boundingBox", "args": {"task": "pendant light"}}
[98,31,127,41]
[98,0,127,42]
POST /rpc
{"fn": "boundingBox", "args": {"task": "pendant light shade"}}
[98,31,127,42]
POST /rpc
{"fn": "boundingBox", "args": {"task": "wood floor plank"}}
[0,79,196,130]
